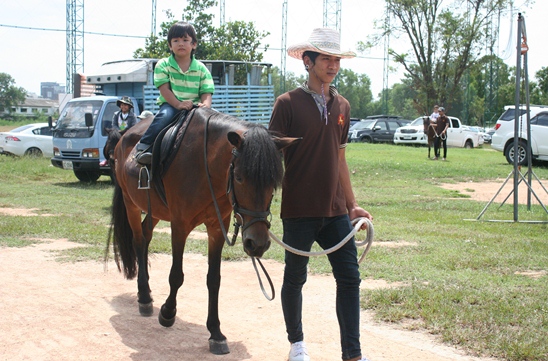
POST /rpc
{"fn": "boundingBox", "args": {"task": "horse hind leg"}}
[134,211,159,317]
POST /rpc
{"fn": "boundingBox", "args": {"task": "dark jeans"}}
[281,215,362,360]
[434,136,447,158]
[139,103,178,146]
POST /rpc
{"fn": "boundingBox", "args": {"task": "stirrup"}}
[138,166,150,190]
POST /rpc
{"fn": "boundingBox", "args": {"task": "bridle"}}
[226,147,273,245]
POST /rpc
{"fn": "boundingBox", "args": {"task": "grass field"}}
[1,142,547,361]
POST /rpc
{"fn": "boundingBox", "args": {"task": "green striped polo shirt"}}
[153,55,215,105]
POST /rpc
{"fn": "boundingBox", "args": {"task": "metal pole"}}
[512,14,522,222]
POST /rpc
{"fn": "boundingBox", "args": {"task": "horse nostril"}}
[243,238,256,253]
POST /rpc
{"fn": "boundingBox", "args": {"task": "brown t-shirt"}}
[436,115,449,135]
[269,87,351,219]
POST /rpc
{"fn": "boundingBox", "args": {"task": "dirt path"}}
[0,237,499,361]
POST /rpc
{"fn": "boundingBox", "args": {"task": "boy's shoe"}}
[442,157,446,161]
[135,143,152,165]
[289,341,310,361]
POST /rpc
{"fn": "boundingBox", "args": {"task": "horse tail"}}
[105,175,138,279]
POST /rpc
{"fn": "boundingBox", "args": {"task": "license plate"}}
[62,161,74,170]
[403,136,411,140]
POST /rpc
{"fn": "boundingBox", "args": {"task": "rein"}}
[429,124,446,140]
[203,117,276,300]
[269,217,374,264]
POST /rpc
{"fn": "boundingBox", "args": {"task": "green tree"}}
[336,69,373,118]
[0,73,26,115]
[534,66,548,104]
[361,0,514,114]
[134,1,269,65]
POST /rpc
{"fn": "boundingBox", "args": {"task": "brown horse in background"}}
[105,107,297,355]
[423,116,437,159]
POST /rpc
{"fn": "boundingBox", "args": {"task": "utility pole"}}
[323,0,341,32]
[66,0,84,95]
[280,0,288,93]
[151,0,157,36]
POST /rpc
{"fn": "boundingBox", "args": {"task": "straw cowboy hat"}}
[116,96,134,108]
[287,27,356,60]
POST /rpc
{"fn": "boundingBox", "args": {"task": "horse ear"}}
[272,136,302,151]
[227,131,244,148]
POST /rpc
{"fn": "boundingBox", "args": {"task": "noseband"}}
[227,148,273,245]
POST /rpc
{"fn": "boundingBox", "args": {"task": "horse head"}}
[227,126,299,258]
[104,128,124,170]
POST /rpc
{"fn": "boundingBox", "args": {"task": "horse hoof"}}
[139,302,153,317]
[158,307,176,327]
[209,339,230,355]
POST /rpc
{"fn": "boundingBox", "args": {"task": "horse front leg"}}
[158,226,188,328]
[205,224,229,355]
[136,214,159,316]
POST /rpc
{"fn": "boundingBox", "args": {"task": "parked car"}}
[464,126,485,146]
[394,116,482,148]
[0,123,53,157]
[348,115,410,143]
[350,117,361,127]
[482,128,495,144]
[491,105,548,165]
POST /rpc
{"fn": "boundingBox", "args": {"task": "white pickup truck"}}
[394,116,483,148]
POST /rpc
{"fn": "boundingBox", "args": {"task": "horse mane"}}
[239,124,284,192]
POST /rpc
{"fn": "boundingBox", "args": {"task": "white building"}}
[3,97,59,117]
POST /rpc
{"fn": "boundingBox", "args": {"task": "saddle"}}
[138,107,196,205]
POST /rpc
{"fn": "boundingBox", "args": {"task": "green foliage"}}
[365,0,513,115]
[0,72,27,114]
[337,69,373,118]
[133,1,269,65]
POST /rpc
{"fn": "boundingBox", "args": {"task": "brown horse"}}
[106,107,297,355]
[423,116,437,158]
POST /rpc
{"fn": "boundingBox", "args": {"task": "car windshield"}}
[410,117,424,126]
[56,100,103,130]
[350,120,375,130]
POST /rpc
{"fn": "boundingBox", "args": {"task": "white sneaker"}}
[359,357,372,361]
[288,341,311,361]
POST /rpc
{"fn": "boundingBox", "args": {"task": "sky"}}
[0,0,545,99]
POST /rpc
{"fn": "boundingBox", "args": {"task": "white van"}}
[491,104,548,165]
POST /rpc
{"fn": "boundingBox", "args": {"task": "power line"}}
[0,23,147,39]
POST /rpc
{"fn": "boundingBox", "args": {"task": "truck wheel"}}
[464,140,473,149]
[74,170,101,182]
[361,136,372,143]
[504,140,528,166]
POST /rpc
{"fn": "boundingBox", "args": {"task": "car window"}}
[499,108,527,121]
[410,117,424,126]
[101,102,119,136]
[351,120,375,130]
[531,113,548,127]
[40,127,53,136]
[451,118,460,128]
[10,125,34,133]
[387,121,401,130]
[32,127,52,136]
[375,121,388,130]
